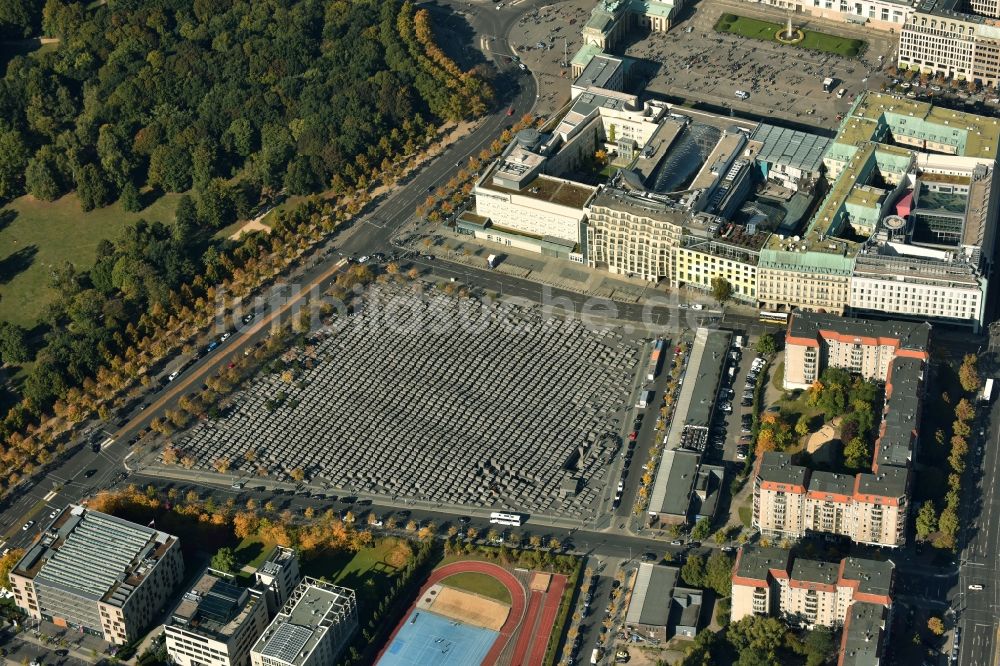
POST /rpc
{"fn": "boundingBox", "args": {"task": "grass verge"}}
[738,506,753,528]
[440,571,513,605]
[771,362,785,392]
[714,13,866,57]
[544,556,583,666]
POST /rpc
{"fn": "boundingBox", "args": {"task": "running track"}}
[376,560,527,665]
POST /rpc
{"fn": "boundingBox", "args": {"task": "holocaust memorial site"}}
[174,284,644,518]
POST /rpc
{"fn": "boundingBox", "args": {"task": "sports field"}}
[377,610,499,666]
[440,571,513,605]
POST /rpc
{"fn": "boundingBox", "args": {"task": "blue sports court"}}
[377,609,499,666]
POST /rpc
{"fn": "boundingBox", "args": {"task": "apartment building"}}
[840,602,889,666]
[165,571,270,666]
[731,546,894,628]
[9,505,184,645]
[253,546,301,617]
[250,579,357,666]
[782,310,931,389]
[753,452,910,547]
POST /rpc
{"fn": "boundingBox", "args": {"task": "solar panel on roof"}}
[262,623,313,662]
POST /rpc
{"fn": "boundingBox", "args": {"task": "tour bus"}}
[759,311,789,326]
[489,511,522,527]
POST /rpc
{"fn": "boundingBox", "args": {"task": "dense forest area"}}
[0,0,490,209]
[0,0,493,492]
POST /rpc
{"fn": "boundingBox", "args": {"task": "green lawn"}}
[0,191,183,326]
[440,571,513,605]
[771,362,785,392]
[234,535,273,570]
[714,13,866,57]
[301,537,414,608]
[738,506,753,528]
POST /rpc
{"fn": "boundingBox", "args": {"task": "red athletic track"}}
[375,560,526,665]
[509,573,567,666]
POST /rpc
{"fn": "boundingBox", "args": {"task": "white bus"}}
[489,511,522,527]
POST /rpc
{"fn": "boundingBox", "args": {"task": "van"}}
[636,390,654,409]
[591,647,604,664]
[836,88,846,99]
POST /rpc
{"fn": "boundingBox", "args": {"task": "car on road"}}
[506,107,515,116]
[84,469,97,478]
[670,540,683,546]
[969,583,984,591]
[357,255,370,264]
[21,521,34,531]
[458,516,471,525]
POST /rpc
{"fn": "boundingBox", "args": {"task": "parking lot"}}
[172,282,647,521]
[705,334,765,466]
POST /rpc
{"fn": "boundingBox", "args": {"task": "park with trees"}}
[0,0,497,502]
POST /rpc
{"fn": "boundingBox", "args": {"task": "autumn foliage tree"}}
[959,354,981,393]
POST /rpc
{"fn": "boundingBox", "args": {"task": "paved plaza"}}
[509,0,898,129]
[175,283,644,518]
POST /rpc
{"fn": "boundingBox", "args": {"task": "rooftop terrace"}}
[485,170,596,209]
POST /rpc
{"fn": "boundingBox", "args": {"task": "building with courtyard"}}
[782,310,931,389]
[753,451,911,546]
[9,505,184,645]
